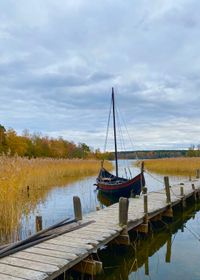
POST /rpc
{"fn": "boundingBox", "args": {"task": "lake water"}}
[1,160,200,279]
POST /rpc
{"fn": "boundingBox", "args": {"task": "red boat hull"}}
[97,173,145,196]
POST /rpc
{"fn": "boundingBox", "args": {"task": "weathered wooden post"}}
[143,194,148,225]
[180,186,186,208]
[141,161,146,194]
[73,196,82,221]
[189,174,191,182]
[27,186,30,197]
[192,184,197,201]
[180,186,184,196]
[163,176,173,218]
[35,216,42,232]
[196,169,200,179]
[142,187,148,194]
[115,197,130,245]
[119,197,129,226]
[164,176,171,204]
[134,194,149,233]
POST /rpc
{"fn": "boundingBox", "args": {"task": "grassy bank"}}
[0,156,112,243]
[136,157,200,176]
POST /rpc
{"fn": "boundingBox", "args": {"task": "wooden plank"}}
[0,263,47,280]
[0,274,24,280]
[53,236,96,247]
[0,256,59,274]
[36,243,87,255]
[24,247,77,260]
[11,251,69,266]
[74,228,114,238]
[45,239,93,250]
[61,232,105,242]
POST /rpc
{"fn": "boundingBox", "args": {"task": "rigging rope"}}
[116,105,130,176]
[116,104,139,160]
[103,95,112,153]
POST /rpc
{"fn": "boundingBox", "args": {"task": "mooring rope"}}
[144,170,181,199]
[144,170,164,184]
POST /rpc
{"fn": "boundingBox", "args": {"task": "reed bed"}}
[136,157,200,176]
[0,156,112,243]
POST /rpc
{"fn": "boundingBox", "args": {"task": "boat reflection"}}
[97,190,119,207]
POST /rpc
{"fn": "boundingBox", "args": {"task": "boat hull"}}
[96,173,145,196]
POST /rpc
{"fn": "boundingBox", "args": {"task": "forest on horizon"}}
[0,124,199,159]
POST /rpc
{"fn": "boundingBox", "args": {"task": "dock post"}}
[180,186,186,208]
[164,176,171,204]
[142,187,147,194]
[163,176,173,218]
[73,196,82,221]
[196,169,200,179]
[144,194,148,225]
[115,197,130,245]
[35,216,42,232]
[119,197,129,226]
[192,184,197,201]
[141,161,145,193]
[27,186,30,198]
[134,194,149,233]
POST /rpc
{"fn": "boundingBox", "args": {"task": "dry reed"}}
[136,157,200,176]
[0,156,112,243]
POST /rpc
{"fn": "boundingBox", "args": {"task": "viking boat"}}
[96,88,145,196]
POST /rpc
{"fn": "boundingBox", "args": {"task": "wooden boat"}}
[96,88,145,196]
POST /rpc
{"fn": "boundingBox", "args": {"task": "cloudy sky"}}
[0,0,200,151]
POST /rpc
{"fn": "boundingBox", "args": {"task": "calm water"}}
[1,160,200,279]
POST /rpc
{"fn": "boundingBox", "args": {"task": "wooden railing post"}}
[164,176,171,204]
[73,196,82,221]
[119,197,129,226]
[141,161,146,193]
[141,161,144,173]
[143,194,148,225]
[35,216,42,232]
[180,186,184,196]
[196,169,200,179]
[180,186,186,208]
[192,184,197,201]
[163,176,173,218]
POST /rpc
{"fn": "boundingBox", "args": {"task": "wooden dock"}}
[0,175,200,280]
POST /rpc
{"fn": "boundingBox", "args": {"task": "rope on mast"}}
[103,95,112,153]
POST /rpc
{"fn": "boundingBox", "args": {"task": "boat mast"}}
[112,87,119,177]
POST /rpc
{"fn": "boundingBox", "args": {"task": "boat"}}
[96,87,145,197]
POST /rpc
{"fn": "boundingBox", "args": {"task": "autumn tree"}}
[0,124,6,153]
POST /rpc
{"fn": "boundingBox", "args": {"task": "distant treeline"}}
[118,150,187,159]
[0,124,111,159]
[117,148,200,159]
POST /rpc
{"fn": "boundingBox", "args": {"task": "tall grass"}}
[136,157,200,176]
[0,156,112,243]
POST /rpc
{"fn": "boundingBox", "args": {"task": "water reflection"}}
[97,191,119,207]
[94,201,200,280]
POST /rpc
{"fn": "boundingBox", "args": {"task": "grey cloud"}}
[0,0,200,150]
